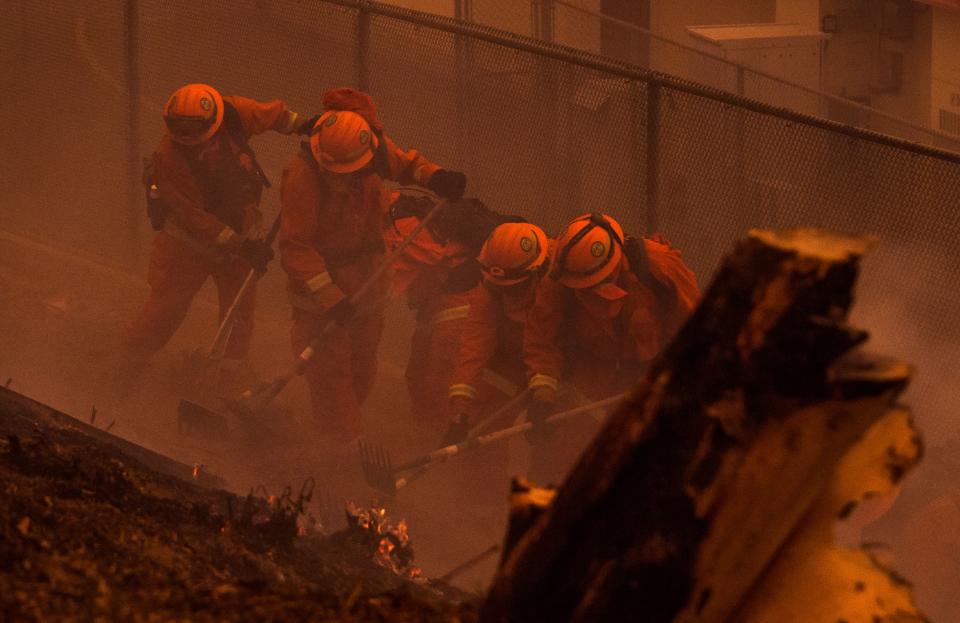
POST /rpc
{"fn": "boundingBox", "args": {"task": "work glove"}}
[427,169,467,201]
[441,413,470,447]
[238,238,274,274]
[296,113,322,136]
[525,385,557,444]
[324,297,356,326]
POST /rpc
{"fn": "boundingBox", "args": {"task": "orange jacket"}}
[279,139,441,308]
[154,95,299,247]
[448,278,538,402]
[523,237,700,393]
[385,213,471,309]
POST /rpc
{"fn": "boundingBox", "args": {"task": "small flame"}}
[192,463,201,479]
[377,537,395,557]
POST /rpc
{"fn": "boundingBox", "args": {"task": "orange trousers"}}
[291,307,385,439]
[124,232,255,362]
[406,307,467,430]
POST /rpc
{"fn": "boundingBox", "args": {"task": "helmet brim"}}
[555,247,622,289]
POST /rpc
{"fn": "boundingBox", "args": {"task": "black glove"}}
[296,114,321,136]
[325,297,356,326]
[524,399,555,444]
[441,413,470,447]
[239,238,274,274]
[427,169,467,201]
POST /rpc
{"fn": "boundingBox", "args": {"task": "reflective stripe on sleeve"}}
[528,373,559,391]
[448,383,477,400]
[305,271,333,294]
[215,226,239,247]
[431,304,470,325]
[283,111,300,134]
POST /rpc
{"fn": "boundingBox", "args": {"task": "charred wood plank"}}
[482,229,924,623]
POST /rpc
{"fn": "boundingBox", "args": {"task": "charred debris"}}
[2,229,929,622]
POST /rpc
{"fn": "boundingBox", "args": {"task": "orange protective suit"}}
[279,144,441,439]
[523,236,700,399]
[522,236,700,485]
[448,278,538,415]
[386,214,472,429]
[124,96,299,363]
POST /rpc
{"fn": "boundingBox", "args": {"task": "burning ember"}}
[345,502,422,581]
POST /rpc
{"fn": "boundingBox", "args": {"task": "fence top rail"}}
[319,0,960,165]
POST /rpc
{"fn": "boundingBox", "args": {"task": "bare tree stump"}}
[482,230,925,623]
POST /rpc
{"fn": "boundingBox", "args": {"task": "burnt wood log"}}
[482,229,924,623]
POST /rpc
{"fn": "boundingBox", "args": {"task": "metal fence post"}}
[532,0,554,42]
[124,0,141,261]
[358,1,370,91]
[454,0,472,165]
[645,81,660,234]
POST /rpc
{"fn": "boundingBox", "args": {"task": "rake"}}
[178,197,449,434]
[360,392,626,496]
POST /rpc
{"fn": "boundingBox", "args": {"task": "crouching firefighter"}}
[387,195,506,435]
[123,83,315,386]
[442,221,552,445]
[279,87,466,446]
[522,213,701,483]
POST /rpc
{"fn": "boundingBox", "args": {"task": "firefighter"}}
[386,195,499,435]
[279,88,466,446]
[522,213,700,482]
[443,221,551,445]
[123,83,313,385]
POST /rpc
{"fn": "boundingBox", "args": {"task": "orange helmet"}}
[163,83,224,145]
[478,222,549,286]
[309,110,379,173]
[550,213,625,289]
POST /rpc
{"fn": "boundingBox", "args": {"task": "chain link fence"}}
[3,0,960,454]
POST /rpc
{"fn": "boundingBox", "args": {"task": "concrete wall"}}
[647,0,777,86]
[819,0,933,129]
[554,0,603,55]
[777,0,821,29]
[930,7,960,133]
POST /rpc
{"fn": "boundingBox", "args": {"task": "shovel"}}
[177,213,282,438]
[180,196,449,433]
[207,212,284,362]
[360,392,626,496]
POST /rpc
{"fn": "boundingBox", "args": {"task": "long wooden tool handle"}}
[468,387,532,438]
[393,393,627,475]
[294,197,448,368]
[393,388,534,492]
[209,211,284,358]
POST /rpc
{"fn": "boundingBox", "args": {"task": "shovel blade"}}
[177,399,230,441]
[358,440,397,496]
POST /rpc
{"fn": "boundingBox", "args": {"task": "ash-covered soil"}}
[0,229,513,591]
[0,391,479,622]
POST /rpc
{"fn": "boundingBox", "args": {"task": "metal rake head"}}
[358,440,397,496]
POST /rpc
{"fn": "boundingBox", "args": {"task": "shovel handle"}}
[393,388,533,491]
[392,393,628,475]
[295,197,449,368]
[468,387,532,437]
[229,196,449,419]
[208,212,284,359]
